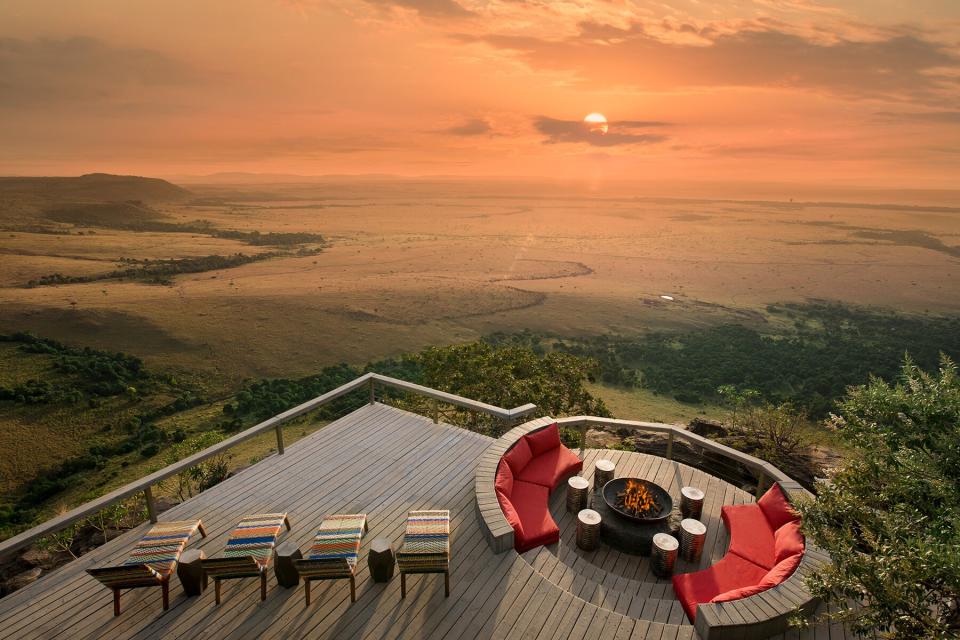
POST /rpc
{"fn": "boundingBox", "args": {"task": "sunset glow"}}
[1,1,959,189]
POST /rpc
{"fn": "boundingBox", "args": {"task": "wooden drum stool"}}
[566,476,589,513]
[680,518,707,562]
[680,486,705,520]
[177,549,206,596]
[576,509,602,551]
[651,533,679,578]
[594,459,615,491]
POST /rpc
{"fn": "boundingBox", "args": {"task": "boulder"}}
[6,567,42,592]
[688,417,727,438]
[20,548,52,568]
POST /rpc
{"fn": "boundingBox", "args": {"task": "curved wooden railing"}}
[0,373,537,558]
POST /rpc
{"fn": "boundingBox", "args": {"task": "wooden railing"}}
[554,416,792,496]
[0,373,537,557]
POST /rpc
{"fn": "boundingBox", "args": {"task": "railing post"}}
[756,470,768,497]
[666,431,674,460]
[275,425,285,455]
[144,486,158,524]
[432,398,439,424]
[368,377,376,405]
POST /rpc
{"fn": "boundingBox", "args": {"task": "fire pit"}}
[594,477,674,555]
[602,478,672,524]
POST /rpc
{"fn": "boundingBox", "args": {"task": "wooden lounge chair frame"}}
[201,513,291,604]
[86,519,207,616]
[294,514,368,605]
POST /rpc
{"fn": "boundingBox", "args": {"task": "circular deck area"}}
[518,448,754,627]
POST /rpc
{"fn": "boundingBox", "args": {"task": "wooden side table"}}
[566,476,589,513]
[594,459,615,491]
[651,533,679,578]
[273,540,302,588]
[680,486,705,520]
[576,509,601,551]
[680,518,707,562]
[368,538,395,582]
[177,549,206,596]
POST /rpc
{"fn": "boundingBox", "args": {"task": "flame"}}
[618,479,659,516]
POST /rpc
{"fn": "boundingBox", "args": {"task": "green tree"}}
[410,342,609,435]
[797,357,960,638]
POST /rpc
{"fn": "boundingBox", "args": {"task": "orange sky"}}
[1,0,959,189]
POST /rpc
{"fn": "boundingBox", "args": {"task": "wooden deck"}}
[0,404,848,639]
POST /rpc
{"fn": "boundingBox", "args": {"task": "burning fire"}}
[617,479,660,517]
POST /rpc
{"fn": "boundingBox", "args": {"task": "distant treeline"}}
[487,303,960,417]
[44,202,326,248]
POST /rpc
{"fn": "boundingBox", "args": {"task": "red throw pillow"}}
[495,461,514,497]
[710,583,770,602]
[759,552,803,588]
[774,520,805,563]
[758,483,800,530]
[496,491,523,536]
[503,438,534,474]
[524,423,562,457]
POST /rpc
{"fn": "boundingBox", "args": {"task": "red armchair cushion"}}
[495,461,514,497]
[510,480,559,552]
[524,423,562,457]
[503,437,533,475]
[496,491,523,539]
[722,504,776,569]
[758,483,800,530]
[759,552,803,588]
[672,552,769,621]
[773,520,805,563]
[710,582,770,602]
[517,445,583,489]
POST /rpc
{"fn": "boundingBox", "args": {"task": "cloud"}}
[440,118,492,135]
[0,37,198,109]
[465,23,960,104]
[533,116,669,147]
[873,110,960,124]
[362,0,473,17]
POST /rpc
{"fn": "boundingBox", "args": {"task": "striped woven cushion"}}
[223,513,287,567]
[304,514,367,568]
[120,519,204,576]
[396,510,450,573]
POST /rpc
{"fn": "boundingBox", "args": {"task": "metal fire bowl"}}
[601,478,673,524]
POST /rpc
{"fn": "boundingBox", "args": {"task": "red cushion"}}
[721,504,776,569]
[496,490,523,538]
[517,445,583,489]
[509,480,559,552]
[672,552,769,621]
[758,483,799,530]
[503,438,533,475]
[495,461,514,497]
[524,423,561,457]
[710,582,771,602]
[759,552,802,588]
[773,520,805,563]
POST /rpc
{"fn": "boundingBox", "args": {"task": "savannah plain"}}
[0,175,958,505]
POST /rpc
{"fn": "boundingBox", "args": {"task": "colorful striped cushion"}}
[203,513,287,578]
[121,520,204,576]
[301,514,367,574]
[396,510,450,573]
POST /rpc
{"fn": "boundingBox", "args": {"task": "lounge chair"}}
[293,513,368,605]
[396,510,450,598]
[86,519,207,616]
[201,513,291,603]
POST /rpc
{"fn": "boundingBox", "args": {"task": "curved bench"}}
[475,417,582,553]
[675,480,825,640]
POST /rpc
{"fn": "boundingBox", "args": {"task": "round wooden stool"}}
[576,509,602,551]
[566,476,589,513]
[177,549,206,596]
[680,518,707,562]
[368,538,395,583]
[651,533,679,578]
[680,486,705,520]
[594,459,615,491]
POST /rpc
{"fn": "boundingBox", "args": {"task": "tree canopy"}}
[797,357,960,638]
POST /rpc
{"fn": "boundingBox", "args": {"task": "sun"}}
[584,112,608,135]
